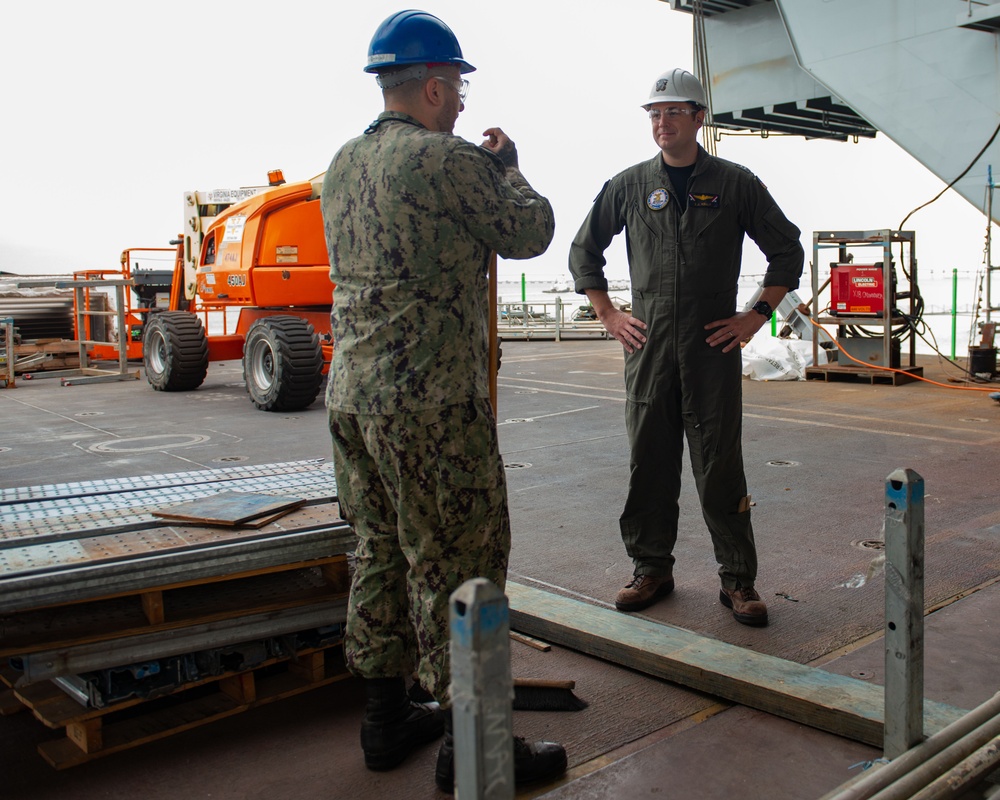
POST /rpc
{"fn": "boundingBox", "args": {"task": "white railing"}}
[497,298,613,340]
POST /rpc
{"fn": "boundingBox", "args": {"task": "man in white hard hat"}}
[568,68,804,627]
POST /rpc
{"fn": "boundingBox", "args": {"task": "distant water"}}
[499,270,990,358]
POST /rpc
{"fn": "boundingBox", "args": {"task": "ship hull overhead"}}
[668,0,1000,221]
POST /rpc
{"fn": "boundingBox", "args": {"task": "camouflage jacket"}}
[321,111,555,415]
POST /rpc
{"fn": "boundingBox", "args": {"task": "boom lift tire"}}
[242,316,324,412]
[143,311,209,392]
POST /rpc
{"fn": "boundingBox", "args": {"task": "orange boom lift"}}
[141,171,332,411]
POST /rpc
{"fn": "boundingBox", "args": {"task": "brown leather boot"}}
[614,574,675,612]
[719,585,769,626]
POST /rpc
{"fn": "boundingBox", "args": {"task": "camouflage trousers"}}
[328,397,511,708]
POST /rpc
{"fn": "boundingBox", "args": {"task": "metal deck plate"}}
[0,503,346,580]
[0,463,339,546]
[0,461,352,611]
[0,459,329,505]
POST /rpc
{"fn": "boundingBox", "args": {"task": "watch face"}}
[753,301,773,319]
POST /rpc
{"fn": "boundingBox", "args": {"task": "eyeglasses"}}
[432,76,469,103]
[648,107,700,121]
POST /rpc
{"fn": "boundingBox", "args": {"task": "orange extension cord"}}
[808,318,999,394]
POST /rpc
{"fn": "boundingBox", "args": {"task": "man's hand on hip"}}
[600,308,647,354]
[705,311,764,353]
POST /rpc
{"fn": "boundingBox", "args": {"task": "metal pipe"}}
[820,691,1000,800]
[867,716,1000,800]
[18,597,347,683]
[907,735,1000,800]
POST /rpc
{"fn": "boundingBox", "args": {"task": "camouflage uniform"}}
[569,145,803,589]
[321,111,554,705]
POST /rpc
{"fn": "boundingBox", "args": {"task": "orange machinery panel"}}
[251,266,333,308]
[256,198,329,268]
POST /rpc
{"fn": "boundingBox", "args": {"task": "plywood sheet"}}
[150,492,305,526]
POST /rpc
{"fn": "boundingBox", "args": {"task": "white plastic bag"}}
[741,337,817,381]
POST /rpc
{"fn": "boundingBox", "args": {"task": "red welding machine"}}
[830,264,888,316]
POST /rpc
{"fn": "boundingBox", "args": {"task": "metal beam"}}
[15,598,347,683]
[0,526,356,612]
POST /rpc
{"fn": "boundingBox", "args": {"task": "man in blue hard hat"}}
[321,9,566,793]
[569,68,804,628]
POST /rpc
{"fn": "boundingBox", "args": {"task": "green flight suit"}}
[569,145,803,589]
[321,111,554,704]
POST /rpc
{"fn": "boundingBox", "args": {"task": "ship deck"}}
[2,338,999,799]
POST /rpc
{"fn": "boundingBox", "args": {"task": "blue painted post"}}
[883,468,925,759]
[450,578,515,799]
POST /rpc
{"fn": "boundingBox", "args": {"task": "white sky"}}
[1,0,996,294]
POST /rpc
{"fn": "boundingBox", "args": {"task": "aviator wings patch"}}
[688,192,720,208]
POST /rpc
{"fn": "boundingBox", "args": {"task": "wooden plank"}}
[140,590,164,625]
[288,651,326,683]
[38,693,244,770]
[14,341,80,355]
[253,664,351,705]
[320,559,351,593]
[0,687,25,715]
[506,582,965,748]
[219,672,256,704]
[510,631,551,652]
[15,679,92,729]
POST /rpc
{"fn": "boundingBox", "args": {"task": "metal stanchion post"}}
[883,468,925,759]
[450,578,515,800]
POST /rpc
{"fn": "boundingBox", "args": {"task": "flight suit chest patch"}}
[688,192,720,208]
[646,188,670,210]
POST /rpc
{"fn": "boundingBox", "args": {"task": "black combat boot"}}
[360,677,445,771]
[434,712,568,793]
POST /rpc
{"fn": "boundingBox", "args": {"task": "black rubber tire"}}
[242,315,323,411]
[143,311,209,392]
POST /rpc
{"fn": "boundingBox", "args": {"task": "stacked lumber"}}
[14,339,81,373]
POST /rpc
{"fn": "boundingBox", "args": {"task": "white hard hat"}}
[643,68,707,109]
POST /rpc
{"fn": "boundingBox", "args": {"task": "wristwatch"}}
[751,300,774,320]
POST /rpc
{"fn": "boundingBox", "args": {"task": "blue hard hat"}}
[365,9,476,75]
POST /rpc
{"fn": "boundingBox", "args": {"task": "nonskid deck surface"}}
[1,340,999,798]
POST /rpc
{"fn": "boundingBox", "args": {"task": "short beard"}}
[435,106,455,134]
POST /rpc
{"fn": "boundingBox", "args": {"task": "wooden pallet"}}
[0,556,350,658]
[805,364,924,385]
[2,642,350,769]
